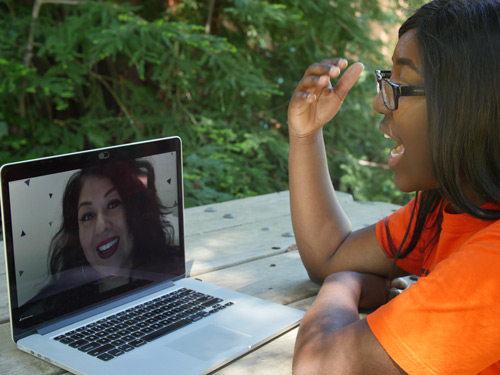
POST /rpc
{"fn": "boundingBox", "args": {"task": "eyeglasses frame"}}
[375,70,425,110]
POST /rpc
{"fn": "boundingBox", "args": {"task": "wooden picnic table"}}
[0,190,400,374]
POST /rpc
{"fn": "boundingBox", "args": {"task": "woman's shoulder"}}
[467,216,500,242]
[379,195,443,234]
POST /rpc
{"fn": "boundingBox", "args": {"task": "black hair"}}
[387,0,500,264]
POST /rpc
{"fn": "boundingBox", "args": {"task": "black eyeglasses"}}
[375,70,425,111]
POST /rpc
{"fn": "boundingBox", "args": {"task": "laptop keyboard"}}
[53,288,234,361]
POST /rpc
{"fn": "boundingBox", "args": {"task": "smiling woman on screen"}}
[43,159,177,295]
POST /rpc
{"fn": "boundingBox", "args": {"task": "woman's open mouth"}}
[388,143,405,168]
[96,237,119,259]
[384,132,405,168]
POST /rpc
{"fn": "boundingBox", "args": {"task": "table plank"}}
[185,191,400,277]
[183,190,399,237]
[195,250,319,306]
[184,191,297,236]
[186,218,297,277]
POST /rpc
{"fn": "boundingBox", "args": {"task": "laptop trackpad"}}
[166,324,252,361]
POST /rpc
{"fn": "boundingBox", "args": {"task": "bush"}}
[0,0,413,207]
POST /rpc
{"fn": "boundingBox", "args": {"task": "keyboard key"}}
[128,339,147,348]
[97,353,114,361]
[110,339,126,346]
[59,337,75,345]
[202,298,223,308]
[79,342,102,352]
[88,344,115,357]
[69,339,89,348]
[119,344,135,352]
[109,348,125,357]
[188,313,205,322]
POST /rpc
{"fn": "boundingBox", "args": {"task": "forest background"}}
[1,0,424,208]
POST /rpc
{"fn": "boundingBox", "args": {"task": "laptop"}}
[0,136,304,375]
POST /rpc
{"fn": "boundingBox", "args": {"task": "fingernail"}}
[329,66,341,75]
[307,93,317,102]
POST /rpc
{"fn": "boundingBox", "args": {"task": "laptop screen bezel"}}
[0,136,185,341]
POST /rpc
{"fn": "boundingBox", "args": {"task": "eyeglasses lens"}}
[381,80,395,110]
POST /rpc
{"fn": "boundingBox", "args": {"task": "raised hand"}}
[288,58,365,138]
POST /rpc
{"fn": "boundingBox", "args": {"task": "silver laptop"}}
[0,136,303,375]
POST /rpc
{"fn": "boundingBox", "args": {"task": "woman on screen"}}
[45,159,178,294]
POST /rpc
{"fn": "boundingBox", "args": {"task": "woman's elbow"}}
[306,268,326,285]
[299,251,332,284]
[304,259,342,285]
[293,342,352,375]
[293,342,321,375]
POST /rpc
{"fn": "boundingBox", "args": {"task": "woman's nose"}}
[95,212,111,233]
[373,91,390,115]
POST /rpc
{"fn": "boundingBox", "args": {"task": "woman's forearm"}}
[287,60,365,283]
[293,272,389,374]
[289,130,352,282]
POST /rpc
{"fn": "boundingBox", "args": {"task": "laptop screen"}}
[1,138,185,338]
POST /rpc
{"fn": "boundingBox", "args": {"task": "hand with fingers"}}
[288,58,365,138]
[387,277,410,301]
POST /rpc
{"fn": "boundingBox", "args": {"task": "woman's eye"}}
[108,199,122,209]
[80,212,95,222]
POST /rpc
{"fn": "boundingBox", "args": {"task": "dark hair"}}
[388,0,500,263]
[48,159,175,276]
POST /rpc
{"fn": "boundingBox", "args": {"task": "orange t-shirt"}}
[367,198,500,374]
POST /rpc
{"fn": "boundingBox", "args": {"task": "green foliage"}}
[0,0,412,207]
[183,118,289,207]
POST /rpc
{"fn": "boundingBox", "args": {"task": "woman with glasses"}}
[288,0,500,373]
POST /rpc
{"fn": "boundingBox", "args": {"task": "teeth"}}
[390,144,404,158]
[384,133,391,139]
[98,238,118,252]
